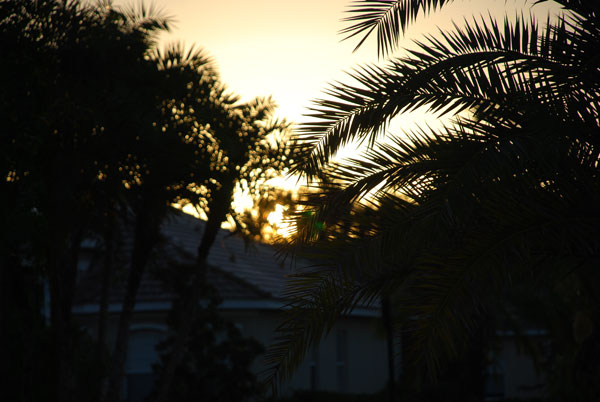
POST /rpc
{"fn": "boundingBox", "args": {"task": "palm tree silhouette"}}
[265,0,600,396]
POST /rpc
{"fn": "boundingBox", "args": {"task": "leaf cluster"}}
[265,0,600,392]
[0,1,297,400]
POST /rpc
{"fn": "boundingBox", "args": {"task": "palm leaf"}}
[269,0,600,392]
[297,14,581,179]
[341,0,454,57]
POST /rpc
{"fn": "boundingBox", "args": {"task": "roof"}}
[74,209,381,317]
[74,209,292,307]
[161,210,290,299]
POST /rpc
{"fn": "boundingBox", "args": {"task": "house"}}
[72,209,547,401]
[72,210,390,401]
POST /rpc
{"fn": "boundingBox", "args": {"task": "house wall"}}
[220,309,389,395]
[76,307,549,401]
[499,337,545,400]
[75,307,390,399]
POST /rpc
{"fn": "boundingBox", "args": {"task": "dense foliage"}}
[266,0,600,400]
[0,1,294,401]
[153,275,264,402]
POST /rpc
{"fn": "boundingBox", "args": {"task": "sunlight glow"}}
[113,0,561,242]
[232,190,254,214]
[267,203,293,238]
[267,204,285,226]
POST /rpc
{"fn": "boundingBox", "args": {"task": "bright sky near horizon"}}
[152,0,377,124]
[108,0,560,229]
[141,0,557,126]
[103,0,561,140]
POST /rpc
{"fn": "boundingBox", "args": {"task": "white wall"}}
[222,310,389,395]
[76,307,390,397]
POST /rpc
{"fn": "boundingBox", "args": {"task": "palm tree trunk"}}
[96,214,116,374]
[102,198,162,402]
[49,229,82,402]
[151,180,234,402]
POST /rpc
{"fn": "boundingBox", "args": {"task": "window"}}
[125,326,166,402]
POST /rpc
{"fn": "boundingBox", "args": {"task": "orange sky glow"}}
[144,0,557,122]
[110,0,559,233]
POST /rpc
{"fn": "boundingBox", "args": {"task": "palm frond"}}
[297,14,580,179]
[341,0,454,57]
[151,42,216,75]
[271,0,600,392]
[263,230,411,389]
[119,0,173,33]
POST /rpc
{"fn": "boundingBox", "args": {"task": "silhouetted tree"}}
[265,1,600,399]
[152,266,264,402]
[100,40,220,402]
[152,95,296,402]
[0,1,176,400]
[1,2,296,402]
[1,2,231,401]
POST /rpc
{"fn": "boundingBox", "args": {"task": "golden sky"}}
[142,0,557,127]
[110,0,559,228]
[105,0,559,128]
[153,0,377,124]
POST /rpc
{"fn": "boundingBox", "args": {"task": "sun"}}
[267,204,285,226]
[267,204,293,238]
